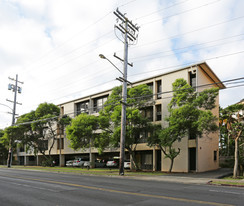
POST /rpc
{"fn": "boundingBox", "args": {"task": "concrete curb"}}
[207,180,244,187]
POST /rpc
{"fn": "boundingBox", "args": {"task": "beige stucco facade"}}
[17,62,225,172]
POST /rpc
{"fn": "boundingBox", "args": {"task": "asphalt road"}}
[0,168,243,206]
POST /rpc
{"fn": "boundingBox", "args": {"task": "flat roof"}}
[58,61,225,106]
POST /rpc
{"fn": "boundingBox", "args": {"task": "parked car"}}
[124,160,131,169]
[73,157,89,167]
[84,160,107,168]
[66,160,74,167]
[95,159,107,168]
[106,157,119,168]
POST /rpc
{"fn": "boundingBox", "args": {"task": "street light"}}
[0,103,13,113]
[99,54,124,76]
[99,54,127,175]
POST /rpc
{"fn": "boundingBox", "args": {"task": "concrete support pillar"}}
[24,155,27,166]
[153,147,156,171]
[36,155,39,166]
[60,154,65,167]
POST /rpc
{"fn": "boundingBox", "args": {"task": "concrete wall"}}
[196,66,219,172]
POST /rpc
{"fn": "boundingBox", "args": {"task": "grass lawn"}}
[210,176,244,187]
[210,180,244,186]
[0,165,165,176]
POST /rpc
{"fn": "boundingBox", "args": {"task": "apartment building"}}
[17,62,225,172]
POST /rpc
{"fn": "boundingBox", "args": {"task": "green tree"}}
[66,113,99,151]
[100,84,155,170]
[0,129,8,164]
[219,107,235,157]
[148,79,219,172]
[14,102,69,166]
[220,104,244,178]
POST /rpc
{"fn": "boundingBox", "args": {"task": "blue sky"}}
[0,0,244,128]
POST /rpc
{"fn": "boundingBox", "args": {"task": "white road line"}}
[209,189,243,195]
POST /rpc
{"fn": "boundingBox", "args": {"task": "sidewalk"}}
[125,168,235,185]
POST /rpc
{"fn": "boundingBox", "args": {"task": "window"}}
[147,82,154,100]
[76,101,89,115]
[214,150,217,161]
[189,130,196,139]
[141,152,153,170]
[19,146,24,152]
[93,95,108,113]
[138,131,149,143]
[156,104,162,121]
[57,138,64,150]
[156,80,162,99]
[189,71,196,88]
[141,106,153,121]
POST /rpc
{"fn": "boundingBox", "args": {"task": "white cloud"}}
[0,0,244,128]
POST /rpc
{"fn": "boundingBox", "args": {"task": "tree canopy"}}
[100,84,156,169]
[66,113,98,151]
[65,84,156,170]
[10,102,70,166]
[220,103,244,178]
[0,129,8,164]
[148,78,219,172]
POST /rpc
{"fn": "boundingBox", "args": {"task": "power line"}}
[133,38,244,63]
[24,31,115,74]
[24,49,244,109]
[129,50,244,78]
[47,79,116,103]
[22,11,114,72]
[130,33,244,60]
[21,0,139,74]
[14,77,244,127]
[141,0,223,26]
[129,15,244,51]
[133,0,191,21]
[35,33,244,92]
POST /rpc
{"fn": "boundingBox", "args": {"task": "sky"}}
[0,0,244,129]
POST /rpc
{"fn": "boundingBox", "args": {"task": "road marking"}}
[209,189,243,195]
[9,181,58,192]
[0,174,234,206]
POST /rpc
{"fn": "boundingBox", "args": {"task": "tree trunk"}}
[169,158,174,173]
[233,138,239,178]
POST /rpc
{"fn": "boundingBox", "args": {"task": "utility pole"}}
[7,74,23,167]
[113,8,139,175]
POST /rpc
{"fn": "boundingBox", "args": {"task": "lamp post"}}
[99,54,124,75]
[0,103,14,113]
[99,54,127,175]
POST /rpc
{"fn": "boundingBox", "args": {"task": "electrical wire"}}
[130,33,244,60]
[132,38,244,63]
[141,0,223,26]
[129,49,244,78]
[13,77,244,127]
[22,11,114,72]
[133,0,191,21]
[28,49,244,107]
[128,15,244,52]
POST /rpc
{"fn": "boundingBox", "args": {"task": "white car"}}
[65,160,74,167]
[73,157,89,167]
[124,160,131,169]
[106,159,119,168]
